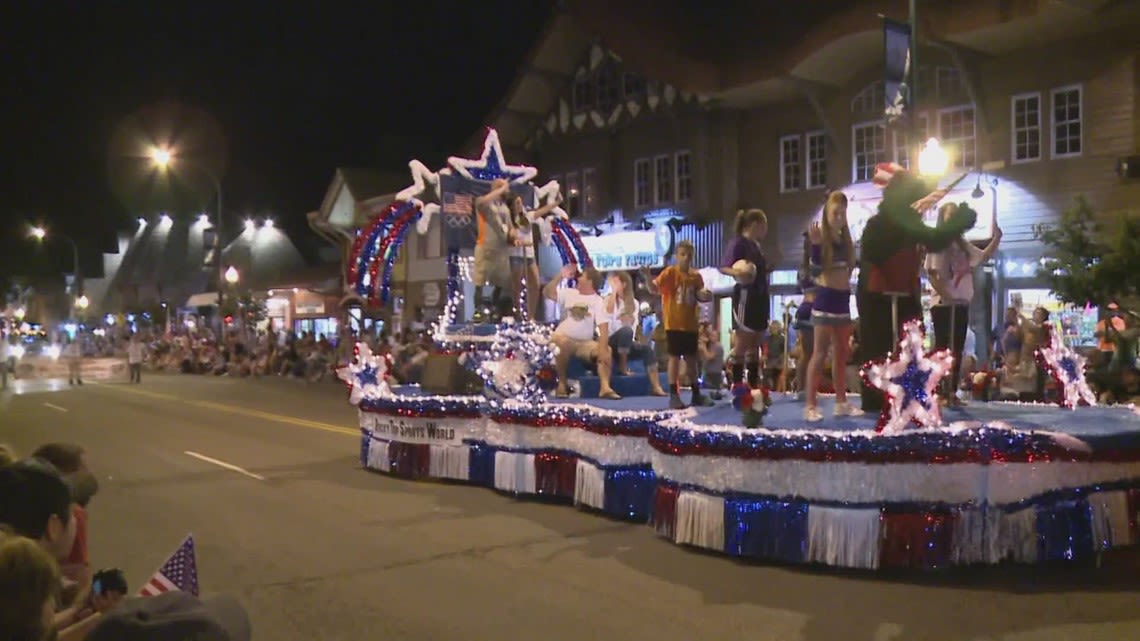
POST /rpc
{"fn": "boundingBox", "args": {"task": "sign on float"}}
[579,227,674,272]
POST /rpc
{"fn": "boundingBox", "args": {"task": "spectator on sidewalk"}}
[63,337,82,386]
[30,444,98,585]
[0,528,61,641]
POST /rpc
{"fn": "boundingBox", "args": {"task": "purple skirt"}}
[811,287,852,326]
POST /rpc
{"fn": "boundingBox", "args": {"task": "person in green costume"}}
[856,165,978,412]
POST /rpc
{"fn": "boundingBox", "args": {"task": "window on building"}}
[805,132,827,189]
[936,66,966,100]
[582,168,598,217]
[572,75,594,113]
[1011,93,1042,163]
[852,122,888,182]
[779,135,802,193]
[634,158,651,207]
[892,114,929,169]
[623,73,646,99]
[938,106,976,170]
[654,155,674,204]
[596,63,620,114]
[675,151,692,202]
[851,80,885,115]
[1051,85,1082,158]
[566,171,581,218]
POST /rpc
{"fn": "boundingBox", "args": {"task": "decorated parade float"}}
[342,128,1140,570]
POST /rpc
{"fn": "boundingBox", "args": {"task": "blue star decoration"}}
[447,128,538,184]
[1037,331,1096,409]
[336,342,391,406]
[864,320,953,433]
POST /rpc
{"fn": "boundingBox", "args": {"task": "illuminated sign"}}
[823,174,996,243]
[580,227,674,272]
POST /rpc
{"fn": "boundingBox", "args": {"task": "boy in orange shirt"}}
[643,240,713,409]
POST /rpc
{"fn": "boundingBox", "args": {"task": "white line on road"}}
[43,402,69,413]
[183,451,265,481]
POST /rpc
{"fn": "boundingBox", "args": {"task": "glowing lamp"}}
[918,138,949,177]
[224,266,240,284]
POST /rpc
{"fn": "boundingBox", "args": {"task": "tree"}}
[1034,196,1140,308]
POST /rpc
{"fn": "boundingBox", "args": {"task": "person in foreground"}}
[544,264,619,399]
[644,240,714,409]
[85,590,251,641]
[0,527,60,641]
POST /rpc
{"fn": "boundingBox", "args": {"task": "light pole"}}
[150,147,225,331]
[224,266,240,334]
[30,226,82,298]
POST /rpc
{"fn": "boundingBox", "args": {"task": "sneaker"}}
[803,406,824,422]
[669,395,688,410]
[691,393,714,407]
[834,402,864,417]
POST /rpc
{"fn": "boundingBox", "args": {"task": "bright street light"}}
[150,147,173,168]
[30,226,46,240]
[244,218,255,231]
[224,266,240,285]
[75,295,89,310]
[263,218,274,228]
[14,307,26,320]
[137,217,147,228]
[918,138,949,177]
[198,213,209,225]
[160,213,172,225]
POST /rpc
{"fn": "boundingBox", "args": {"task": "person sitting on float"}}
[604,271,667,396]
[543,263,620,399]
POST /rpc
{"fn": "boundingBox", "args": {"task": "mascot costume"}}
[857,164,978,412]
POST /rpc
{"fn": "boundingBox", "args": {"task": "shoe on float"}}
[834,402,864,417]
[803,406,824,422]
[669,395,688,410]
[691,393,714,407]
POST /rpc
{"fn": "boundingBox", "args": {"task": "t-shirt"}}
[608,296,639,337]
[127,342,146,364]
[926,242,984,305]
[722,237,768,298]
[554,288,607,342]
[65,504,88,566]
[655,266,704,332]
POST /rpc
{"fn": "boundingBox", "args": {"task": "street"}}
[2,375,1139,641]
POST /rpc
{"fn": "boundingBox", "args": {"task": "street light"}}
[29,226,82,298]
[150,146,226,331]
[75,295,89,310]
[14,307,25,321]
[224,266,240,285]
[263,218,274,228]
[918,138,949,177]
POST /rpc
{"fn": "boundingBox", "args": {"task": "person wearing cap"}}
[85,590,251,641]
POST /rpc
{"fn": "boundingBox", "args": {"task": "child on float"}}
[720,209,770,388]
[643,240,714,409]
[507,193,561,320]
[604,271,667,396]
[803,191,864,421]
[924,202,1002,405]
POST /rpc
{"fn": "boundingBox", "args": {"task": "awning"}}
[184,293,220,308]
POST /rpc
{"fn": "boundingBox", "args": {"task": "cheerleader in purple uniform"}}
[803,192,864,421]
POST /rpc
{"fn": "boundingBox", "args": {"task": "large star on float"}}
[394,159,443,235]
[1037,331,1096,409]
[533,179,568,220]
[447,128,538,184]
[336,342,392,405]
[865,320,954,434]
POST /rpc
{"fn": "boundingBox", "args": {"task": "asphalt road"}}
[2,374,1140,641]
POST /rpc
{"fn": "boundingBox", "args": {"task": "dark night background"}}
[0,0,555,286]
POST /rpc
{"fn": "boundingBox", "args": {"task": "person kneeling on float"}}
[544,263,620,400]
[643,240,714,409]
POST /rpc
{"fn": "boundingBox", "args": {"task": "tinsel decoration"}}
[730,383,772,429]
[336,341,392,405]
[476,318,559,402]
[863,320,953,434]
[1036,329,1096,409]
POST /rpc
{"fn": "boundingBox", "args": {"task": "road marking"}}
[96,384,358,438]
[43,402,69,412]
[184,451,266,481]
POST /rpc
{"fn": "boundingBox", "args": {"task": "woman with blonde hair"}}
[506,193,560,320]
[803,191,863,421]
[0,529,60,641]
[720,208,770,387]
[605,271,667,396]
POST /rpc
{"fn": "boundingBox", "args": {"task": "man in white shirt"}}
[543,264,619,399]
[127,334,146,383]
[62,337,82,386]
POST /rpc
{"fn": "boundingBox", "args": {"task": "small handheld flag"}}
[138,534,199,597]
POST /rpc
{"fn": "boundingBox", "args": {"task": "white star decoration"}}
[394,159,443,235]
[1037,331,1096,409]
[865,320,954,434]
[447,128,538,184]
[337,342,392,405]
[533,179,568,220]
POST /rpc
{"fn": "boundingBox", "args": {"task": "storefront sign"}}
[828,175,996,243]
[360,413,465,445]
[580,228,674,272]
[295,301,325,315]
[422,282,441,307]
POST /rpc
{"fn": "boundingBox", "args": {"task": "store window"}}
[1007,289,1097,348]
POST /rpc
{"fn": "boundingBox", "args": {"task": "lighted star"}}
[447,128,538,184]
[337,342,392,405]
[865,320,953,434]
[392,160,444,235]
[1037,332,1096,409]
[477,319,558,402]
[533,179,568,220]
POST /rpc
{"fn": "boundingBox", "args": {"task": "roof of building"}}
[476,0,1140,149]
[315,167,408,230]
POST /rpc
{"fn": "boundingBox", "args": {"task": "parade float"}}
[341,128,1140,570]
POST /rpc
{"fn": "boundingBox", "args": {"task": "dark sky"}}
[0,0,554,284]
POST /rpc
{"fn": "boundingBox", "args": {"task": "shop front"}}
[997,256,1098,349]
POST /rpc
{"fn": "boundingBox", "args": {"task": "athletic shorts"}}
[665,330,699,357]
[732,286,769,333]
[811,286,852,326]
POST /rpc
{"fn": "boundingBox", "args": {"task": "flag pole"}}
[909,0,919,153]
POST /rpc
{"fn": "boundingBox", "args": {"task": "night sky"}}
[0,0,554,286]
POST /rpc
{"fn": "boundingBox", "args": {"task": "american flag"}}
[442,193,473,215]
[872,162,906,188]
[138,535,199,597]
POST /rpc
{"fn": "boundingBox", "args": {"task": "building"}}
[478,0,1140,349]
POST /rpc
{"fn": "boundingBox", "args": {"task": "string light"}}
[1036,330,1097,409]
[337,342,392,405]
[864,320,953,433]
